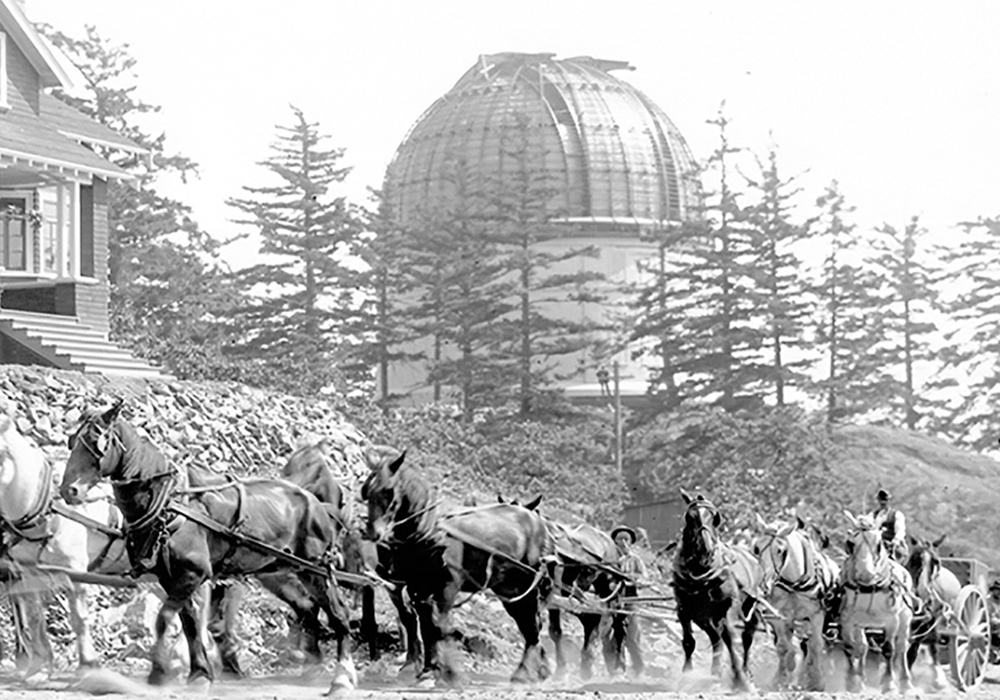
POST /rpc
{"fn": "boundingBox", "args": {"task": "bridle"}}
[845,524,891,589]
[73,418,177,533]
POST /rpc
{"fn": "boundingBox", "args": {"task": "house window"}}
[0,194,29,271]
[0,33,9,111]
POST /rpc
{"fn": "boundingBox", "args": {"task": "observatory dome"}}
[386,52,700,229]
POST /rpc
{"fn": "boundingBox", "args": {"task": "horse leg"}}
[504,592,549,684]
[698,619,723,678]
[842,623,867,693]
[719,617,749,691]
[879,625,897,693]
[390,586,421,671]
[548,608,567,679]
[178,596,212,686]
[9,584,52,680]
[413,598,442,682]
[209,581,244,678]
[65,581,100,668]
[315,573,356,693]
[801,610,827,691]
[739,605,757,678]
[678,611,696,674]
[150,596,185,685]
[771,621,794,689]
[361,585,378,661]
[894,615,913,692]
[578,612,602,680]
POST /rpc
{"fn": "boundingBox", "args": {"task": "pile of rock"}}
[0,365,371,485]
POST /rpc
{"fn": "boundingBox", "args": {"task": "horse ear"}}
[754,512,768,530]
[101,398,124,425]
[933,534,946,548]
[680,488,693,505]
[843,510,858,528]
[795,514,806,530]
[524,494,542,511]
[387,451,406,475]
[497,493,506,504]
[712,510,721,528]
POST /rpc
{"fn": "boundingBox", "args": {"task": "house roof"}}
[39,93,148,156]
[0,84,131,180]
[0,0,144,180]
[0,0,72,89]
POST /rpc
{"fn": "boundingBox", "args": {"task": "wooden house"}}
[0,0,163,377]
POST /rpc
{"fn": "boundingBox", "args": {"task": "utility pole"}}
[613,361,622,474]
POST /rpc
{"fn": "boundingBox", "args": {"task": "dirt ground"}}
[0,624,996,700]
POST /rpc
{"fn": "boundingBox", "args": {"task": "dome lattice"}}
[386,52,700,229]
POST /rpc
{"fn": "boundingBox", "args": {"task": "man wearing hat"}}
[610,525,646,677]
[870,488,908,562]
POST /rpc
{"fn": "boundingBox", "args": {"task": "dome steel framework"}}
[386,52,700,230]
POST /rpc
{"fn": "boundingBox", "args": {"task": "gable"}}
[0,0,71,89]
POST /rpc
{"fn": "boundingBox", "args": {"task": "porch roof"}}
[0,88,132,181]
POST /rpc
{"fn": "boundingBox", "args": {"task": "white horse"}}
[0,396,226,681]
[839,510,914,693]
[754,514,840,690]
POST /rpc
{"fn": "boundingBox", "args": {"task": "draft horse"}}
[59,400,356,690]
[905,534,959,689]
[362,450,552,685]
[499,494,625,680]
[840,511,914,693]
[753,514,841,690]
[671,490,763,691]
[0,394,241,680]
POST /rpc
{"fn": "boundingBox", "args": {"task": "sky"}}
[23,0,1000,270]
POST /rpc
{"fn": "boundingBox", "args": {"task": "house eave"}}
[0,146,133,182]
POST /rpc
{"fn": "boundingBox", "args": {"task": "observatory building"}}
[384,52,701,405]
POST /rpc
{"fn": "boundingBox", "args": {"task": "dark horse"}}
[362,450,552,685]
[672,490,762,691]
[499,493,624,680]
[58,400,357,691]
[905,534,959,690]
[282,440,405,663]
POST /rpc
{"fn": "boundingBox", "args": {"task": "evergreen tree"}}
[487,114,604,416]
[928,217,1000,449]
[673,109,765,409]
[353,186,421,412]
[808,182,886,422]
[39,24,239,379]
[865,217,943,429]
[742,146,813,406]
[226,107,364,395]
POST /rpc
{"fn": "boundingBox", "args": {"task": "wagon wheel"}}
[948,585,991,690]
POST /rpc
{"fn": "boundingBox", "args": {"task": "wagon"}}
[938,557,994,690]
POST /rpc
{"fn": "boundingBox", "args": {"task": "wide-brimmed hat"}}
[877,489,892,501]
[611,526,638,545]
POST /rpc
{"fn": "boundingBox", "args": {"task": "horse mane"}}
[111,418,171,478]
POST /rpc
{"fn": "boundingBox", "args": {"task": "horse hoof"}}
[187,676,212,694]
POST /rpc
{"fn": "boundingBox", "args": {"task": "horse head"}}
[679,489,721,567]
[843,510,890,586]
[61,399,126,505]
[360,446,422,543]
[752,513,806,581]
[906,533,946,599]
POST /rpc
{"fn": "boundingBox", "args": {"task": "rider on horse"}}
[870,489,908,563]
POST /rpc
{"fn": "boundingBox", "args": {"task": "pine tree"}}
[226,107,364,395]
[742,146,813,406]
[865,217,943,429]
[927,217,1000,448]
[808,182,886,422]
[39,24,238,379]
[674,109,765,409]
[483,114,604,416]
[353,186,421,411]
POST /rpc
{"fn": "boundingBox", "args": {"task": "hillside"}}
[833,424,1000,569]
